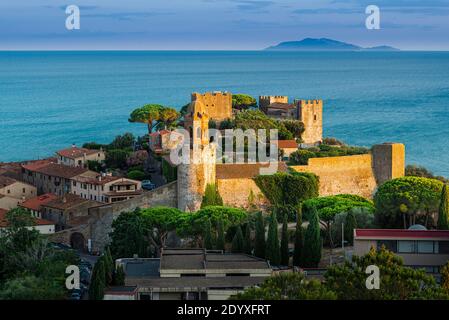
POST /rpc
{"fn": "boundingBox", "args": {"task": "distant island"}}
[265,38,399,51]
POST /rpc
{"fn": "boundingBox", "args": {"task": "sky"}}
[0,0,448,50]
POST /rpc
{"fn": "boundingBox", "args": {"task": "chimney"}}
[62,196,67,203]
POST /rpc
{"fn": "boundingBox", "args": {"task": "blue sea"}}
[1,51,449,175]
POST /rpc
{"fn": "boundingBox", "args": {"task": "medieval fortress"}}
[175,91,405,212]
[51,91,406,251]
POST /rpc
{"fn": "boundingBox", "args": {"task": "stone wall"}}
[191,92,232,122]
[216,178,269,210]
[55,182,178,253]
[291,154,377,198]
[297,99,323,145]
[290,143,405,198]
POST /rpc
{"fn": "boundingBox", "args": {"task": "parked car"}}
[142,180,156,190]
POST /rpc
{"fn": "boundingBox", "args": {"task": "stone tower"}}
[190,91,232,124]
[372,143,405,186]
[296,99,323,145]
[178,94,217,212]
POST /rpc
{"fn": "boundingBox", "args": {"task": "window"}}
[22,188,26,193]
[398,241,415,253]
[439,241,449,254]
[377,240,397,253]
[73,181,76,187]
[7,189,10,194]
[417,241,435,253]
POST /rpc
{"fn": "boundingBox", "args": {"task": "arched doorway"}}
[70,232,86,251]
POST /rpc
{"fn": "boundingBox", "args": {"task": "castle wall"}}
[290,144,405,198]
[216,178,269,210]
[259,95,289,110]
[291,154,377,198]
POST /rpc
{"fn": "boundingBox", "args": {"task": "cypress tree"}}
[438,184,449,230]
[280,212,289,266]
[293,206,304,267]
[216,219,225,251]
[104,247,114,285]
[302,206,322,268]
[243,223,252,255]
[231,225,244,253]
[113,264,126,286]
[89,257,106,300]
[344,209,357,245]
[254,212,266,259]
[203,219,214,250]
[266,211,280,266]
[201,184,224,208]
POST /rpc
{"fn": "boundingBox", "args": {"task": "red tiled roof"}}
[23,163,88,179]
[19,193,59,211]
[267,102,295,110]
[0,176,17,188]
[354,229,449,240]
[275,140,298,149]
[73,174,120,185]
[0,210,54,228]
[56,146,101,159]
[21,159,55,171]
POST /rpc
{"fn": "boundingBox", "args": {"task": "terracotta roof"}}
[73,174,120,185]
[21,159,55,171]
[267,102,295,110]
[23,163,88,179]
[0,176,17,188]
[275,140,298,149]
[42,194,102,210]
[354,229,449,240]
[19,193,59,211]
[104,190,143,197]
[216,162,288,179]
[56,146,101,159]
[0,210,54,228]
[111,179,139,186]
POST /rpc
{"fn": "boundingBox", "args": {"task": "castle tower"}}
[372,143,405,186]
[296,99,323,145]
[190,91,232,124]
[178,93,217,212]
[259,95,289,112]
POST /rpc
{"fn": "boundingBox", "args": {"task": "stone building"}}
[56,145,105,168]
[0,208,55,235]
[0,176,37,210]
[296,99,323,145]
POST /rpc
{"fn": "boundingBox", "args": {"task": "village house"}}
[71,174,142,203]
[274,140,299,161]
[18,193,59,219]
[0,176,37,210]
[56,145,105,168]
[40,193,102,231]
[117,248,272,300]
[21,160,95,196]
[0,208,55,235]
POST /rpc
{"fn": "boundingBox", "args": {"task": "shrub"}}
[289,144,370,165]
[127,170,146,181]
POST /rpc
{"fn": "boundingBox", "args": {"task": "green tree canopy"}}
[232,94,257,110]
[254,212,266,259]
[325,246,449,300]
[231,272,336,300]
[302,206,322,268]
[438,184,449,230]
[201,184,224,208]
[374,176,444,229]
[129,104,179,134]
[266,211,280,266]
[254,172,319,208]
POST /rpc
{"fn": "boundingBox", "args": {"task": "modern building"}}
[40,193,102,230]
[0,176,37,210]
[117,248,272,300]
[354,228,449,276]
[18,193,59,218]
[56,145,105,168]
[0,208,55,235]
